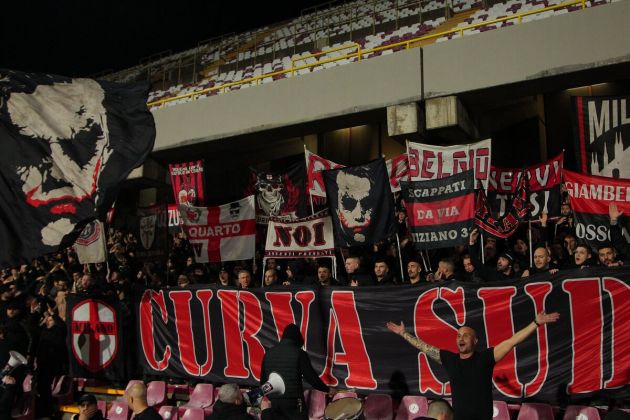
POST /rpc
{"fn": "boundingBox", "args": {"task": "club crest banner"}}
[179,196,256,263]
[136,205,168,261]
[265,211,335,258]
[402,170,475,250]
[137,268,630,402]
[407,139,492,190]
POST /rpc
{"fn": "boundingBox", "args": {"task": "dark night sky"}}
[1,0,324,77]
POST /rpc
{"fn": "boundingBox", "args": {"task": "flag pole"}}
[528,220,533,268]
[395,234,404,284]
[480,232,485,264]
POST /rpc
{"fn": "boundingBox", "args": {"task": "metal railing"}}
[147,0,588,108]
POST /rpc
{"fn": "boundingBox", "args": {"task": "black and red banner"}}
[136,268,630,401]
[136,205,168,261]
[169,160,206,206]
[67,295,126,381]
[476,174,532,238]
[488,154,563,218]
[564,170,630,248]
[401,170,475,250]
[572,95,630,178]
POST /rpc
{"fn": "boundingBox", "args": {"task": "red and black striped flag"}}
[401,170,475,250]
[168,160,206,206]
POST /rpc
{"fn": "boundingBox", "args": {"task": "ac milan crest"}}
[71,299,118,372]
[139,214,157,250]
[75,220,101,246]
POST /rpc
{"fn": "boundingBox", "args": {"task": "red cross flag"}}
[71,299,119,372]
[179,196,256,263]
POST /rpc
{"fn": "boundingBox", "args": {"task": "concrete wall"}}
[152,1,630,152]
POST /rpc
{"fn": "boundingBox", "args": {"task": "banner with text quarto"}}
[137,268,630,401]
[406,139,492,190]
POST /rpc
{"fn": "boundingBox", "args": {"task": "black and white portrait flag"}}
[0,69,155,265]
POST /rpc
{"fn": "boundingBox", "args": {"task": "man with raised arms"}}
[386,311,559,420]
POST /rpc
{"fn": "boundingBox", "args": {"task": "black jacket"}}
[208,401,255,420]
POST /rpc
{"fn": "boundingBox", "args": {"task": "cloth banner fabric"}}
[323,159,396,247]
[487,154,564,218]
[407,139,492,190]
[136,205,168,261]
[168,160,206,206]
[136,268,630,402]
[563,170,630,249]
[179,196,256,263]
[248,161,307,225]
[74,220,107,264]
[401,170,475,250]
[572,95,630,178]
[0,69,155,265]
[475,173,532,238]
[385,153,410,192]
[67,295,126,381]
[264,211,335,258]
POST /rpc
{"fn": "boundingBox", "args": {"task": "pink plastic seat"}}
[364,393,393,420]
[147,380,167,407]
[51,375,74,404]
[493,401,511,420]
[180,383,214,416]
[395,395,429,420]
[97,400,107,417]
[306,389,327,419]
[158,405,179,420]
[333,391,358,401]
[180,407,205,420]
[107,400,130,420]
[563,405,601,420]
[10,393,35,420]
[517,403,555,420]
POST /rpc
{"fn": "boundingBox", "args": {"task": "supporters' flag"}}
[386,153,409,192]
[564,170,630,249]
[324,159,396,246]
[475,173,533,238]
[265,211,335,258]
[168,160,206,206]
[401,170,475,250]
[0,69,155,265]
[74,220,107,264]
[67,295,126,381]
[305,149,344,198]
[167,204,183,230]
[248,161,307,225]
[572,95,630,178]
[407,139,492,190]
[179,196,256,263]
[136,205,168,261]
[488,154,564,218]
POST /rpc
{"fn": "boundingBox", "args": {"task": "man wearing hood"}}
[260,324,333,419]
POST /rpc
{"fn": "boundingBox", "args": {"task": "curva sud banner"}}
[488,154,563,218]
[564,170,630,248]
[137,268,630,401]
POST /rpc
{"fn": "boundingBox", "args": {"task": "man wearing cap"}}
[217,267,232,287]
[73,394,104,420]
[260,324,334,419]
[468,229,515,281]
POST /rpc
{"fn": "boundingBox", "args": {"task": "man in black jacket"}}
[260,324,333,420]
[468,229,516,281]
[209,383,256,420]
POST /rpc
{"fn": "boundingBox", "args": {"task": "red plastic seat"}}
[147,380,167,408]
[517,403,555,420]
[563,405,601,420]
[306,389,327,420]
[158,405,179,420]
[180,407,205,420]
[493,400,511,420]
[364,393,393,420]
[107,400,130,420]
[179,383,214,416]
[394,395,429,419]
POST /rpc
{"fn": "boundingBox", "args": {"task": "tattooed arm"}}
[386,321,442,364]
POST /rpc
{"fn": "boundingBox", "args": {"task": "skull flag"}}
[0,69,155,265]
[323,159,396,247]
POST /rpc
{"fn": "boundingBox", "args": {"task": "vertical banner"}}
[572,95,630,178]
[67,295,125,381]
[563,170,630,249]
[136,205,168,261]
[401,170,475,249]
[179,196,256,263]
[169,160,206,206]
[407,139,492,190]
[323,159,396,246]
[487,154,564,218]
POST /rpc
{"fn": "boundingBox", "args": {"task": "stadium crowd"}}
[0,195,627,418]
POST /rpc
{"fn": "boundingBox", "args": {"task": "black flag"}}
[323,159,396,247]
[0,69,155,265]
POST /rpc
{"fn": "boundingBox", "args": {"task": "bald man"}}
[126,383,161,420]
[386,311,559,420]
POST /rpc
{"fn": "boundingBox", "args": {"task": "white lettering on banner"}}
[575,223,610,242]
[565,182,630,202]
[406,180,467,198]
[170,165,204,176]
[187,224,242,238]
[411,230,459,242]
[588,99,630,143]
